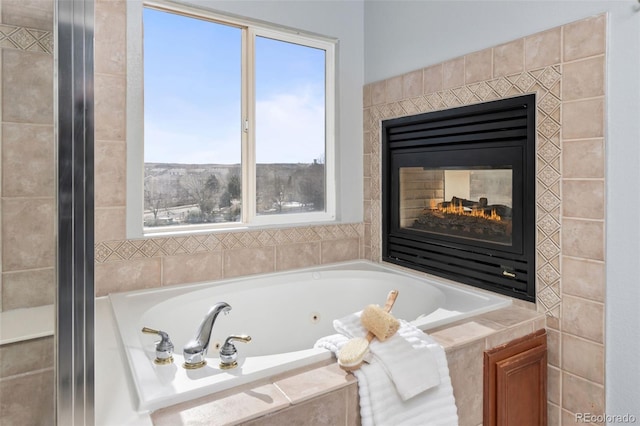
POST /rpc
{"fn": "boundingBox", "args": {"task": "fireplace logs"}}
[410,196,512,243]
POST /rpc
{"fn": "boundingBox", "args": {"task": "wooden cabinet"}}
[484,329,547,426]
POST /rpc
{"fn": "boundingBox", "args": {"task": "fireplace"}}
[382,94,536,301]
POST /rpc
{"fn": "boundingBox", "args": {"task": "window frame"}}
[126,0,336,238]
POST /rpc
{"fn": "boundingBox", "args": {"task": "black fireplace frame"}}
[382,94,536,302]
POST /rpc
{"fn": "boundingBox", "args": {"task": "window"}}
[127,2,336,237]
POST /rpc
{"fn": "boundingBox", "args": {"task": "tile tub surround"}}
[363,14,607,424]
[148,305,544,426]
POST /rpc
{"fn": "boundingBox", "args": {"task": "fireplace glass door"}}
[399,166,513,246]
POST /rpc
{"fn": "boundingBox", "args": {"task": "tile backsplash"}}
[363,13,607,424]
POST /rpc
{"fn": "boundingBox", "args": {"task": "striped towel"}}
[314,313,459,426]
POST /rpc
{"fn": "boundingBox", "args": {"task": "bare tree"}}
[180,173,220,221]
[144,176,164,221]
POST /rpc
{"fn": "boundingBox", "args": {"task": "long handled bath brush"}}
[337,289,399,371]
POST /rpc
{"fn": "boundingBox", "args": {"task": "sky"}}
[143,8,326,165]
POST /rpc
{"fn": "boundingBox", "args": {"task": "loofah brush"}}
[337,290,398,371]
[361,303,400,341]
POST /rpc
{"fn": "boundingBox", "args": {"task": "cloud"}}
[256,88,325,164]
[145,87,325,165]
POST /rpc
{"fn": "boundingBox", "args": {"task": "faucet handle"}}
[219,334,251,369]
[141,327,174,365]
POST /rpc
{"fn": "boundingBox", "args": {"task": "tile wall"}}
[0,0,55,312]
[363,14,606,425]
[93,0,363,297]
[0,1,55,423]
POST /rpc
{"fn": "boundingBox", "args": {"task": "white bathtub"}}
[109,260,511,411]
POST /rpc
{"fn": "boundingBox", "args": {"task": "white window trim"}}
[126,0,337,238]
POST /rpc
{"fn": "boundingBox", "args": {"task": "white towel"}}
[333,311,441,400]
[315,312,459,426]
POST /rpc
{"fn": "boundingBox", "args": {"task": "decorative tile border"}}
[364,66,562,319]
[95,223,364,263]
[0,24,53,54]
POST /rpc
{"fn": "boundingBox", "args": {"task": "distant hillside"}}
[143,161,324,225]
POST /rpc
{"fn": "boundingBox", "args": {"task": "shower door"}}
[0,0,95,424]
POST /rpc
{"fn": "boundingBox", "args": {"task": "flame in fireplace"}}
[430,199,502,221]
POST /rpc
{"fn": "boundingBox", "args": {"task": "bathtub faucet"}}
[183,302,231,369]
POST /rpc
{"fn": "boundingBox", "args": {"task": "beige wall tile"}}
[563,98,604,140]
[95,207,126,243]
[346,380,360,426]
[152,383,289,426]
[94,0,126,75]
[562,139,604,178]
[562,372,604,417]
[371,80,385,105]
[402,69,423,99]
[547,403,560,426]
[546,328,560,367]
[95,257,162,296]
[363,130,372,155]
[363,177,371,200]
[562,334,604,384]
[363,153,371,178]
[484,322,533,350]
[493,39,524,77]
[423,63,443,94]
[2,49,53,124]
[431,320,498,349]
[276,241,320,271]
[1,0,53,31]
[363,84,372,108]
[0,336,53,378]
[464,48,492,84]
[525,28,561,69]
[563,14,606,62]
[0,369,54,426]
[385,75,403,102]
[562,256,604,302]
[244,388,349,426]
[94,73,126,141]
[2,123,54,197]
[562,56,605,101]
[273,363,355,404]
[224,246,275,278]
[547,365,561,405]
[320,238,360,264]
[2,198,54,271]
[562,180,604,219]
[447,340,484,426]
[162,251,222,286]
[95,141,126,207]
[2,268,54,310]
[562,218,604,261]
[562,295,604,343]
[442,57,464,89]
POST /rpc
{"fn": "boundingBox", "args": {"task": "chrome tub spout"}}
[183,302,231,369]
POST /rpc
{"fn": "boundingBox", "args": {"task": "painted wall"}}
[364,0,640,418]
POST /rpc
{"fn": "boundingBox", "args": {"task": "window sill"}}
[135,216,342,239]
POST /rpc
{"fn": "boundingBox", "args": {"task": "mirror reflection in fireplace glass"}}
[399,166,513,245]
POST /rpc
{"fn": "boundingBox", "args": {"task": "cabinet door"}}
[484,329,547,426]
